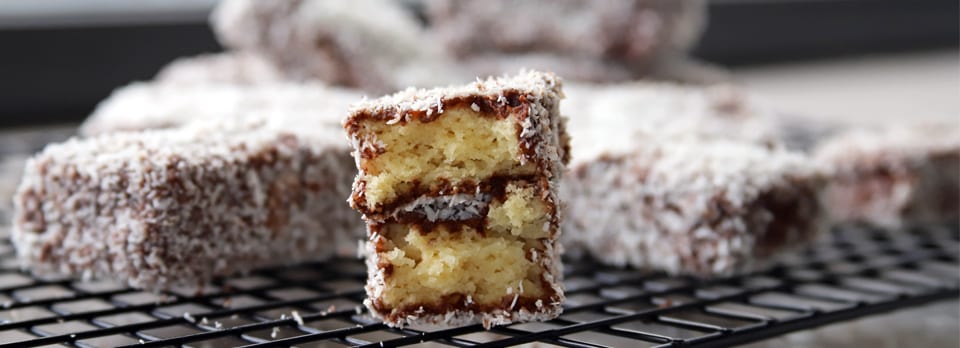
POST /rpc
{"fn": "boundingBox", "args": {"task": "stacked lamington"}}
[344,71,568,328]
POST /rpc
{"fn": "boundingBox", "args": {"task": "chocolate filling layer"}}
[355,174,552,220]
[365,177,555,238]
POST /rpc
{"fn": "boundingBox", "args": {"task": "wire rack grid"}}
[0,222,956,348]
[0,130,957,347]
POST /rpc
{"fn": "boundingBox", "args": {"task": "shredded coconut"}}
[291,310,304,326]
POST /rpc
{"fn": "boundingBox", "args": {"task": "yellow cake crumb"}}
[381,224,545,309]
[377,182,552,310]
[487,183,550,239]
[359,107,535,209]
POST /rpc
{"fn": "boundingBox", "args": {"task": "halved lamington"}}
[12,122,357,290]
[344,71,568,328]
[563,137,826,276]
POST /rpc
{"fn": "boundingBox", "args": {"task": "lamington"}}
[814,124,960,227]
[76,80,366,257]
[344,71,568,328]
[210,0,455,93]
[559,82,824,276]
[425,0,705,75]
[563,136,825,276]
[12,121,358,289]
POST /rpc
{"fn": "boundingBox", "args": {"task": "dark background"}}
[0,0,957,128]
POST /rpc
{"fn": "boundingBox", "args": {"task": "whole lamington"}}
[344,70,568,328]
[563,137,825,276]
[814,124,960,228]
[559,82,824,276]
[12,122,357,289]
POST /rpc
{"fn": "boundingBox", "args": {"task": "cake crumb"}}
[291,310,304,326]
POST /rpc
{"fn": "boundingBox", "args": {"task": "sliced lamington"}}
[12,122,357,290]
[563,137,825,276]
[814,124,960,227]
[344,71,568,328]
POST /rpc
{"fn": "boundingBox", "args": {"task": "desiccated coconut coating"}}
[563,82,780,161]
[345,70,567,328]
[563,137,826,276]
[80,81,363,137]
[155,52,286,85]
[461,54,636,84]
[560,82,824,275]
[12,124,359,290]
[814,124,960,227]
[77,79,368,258]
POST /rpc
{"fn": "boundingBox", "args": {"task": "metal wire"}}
[0,222,956,348]
[0,134,957,347]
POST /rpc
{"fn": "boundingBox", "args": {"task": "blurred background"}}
[0,0,956,128]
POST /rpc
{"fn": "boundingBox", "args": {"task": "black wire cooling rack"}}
[0,131,957,347]
[0,221,956,348]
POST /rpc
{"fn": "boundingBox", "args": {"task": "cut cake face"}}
[344,71,568,328]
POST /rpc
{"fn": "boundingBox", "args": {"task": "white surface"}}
[734,50,960,126]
